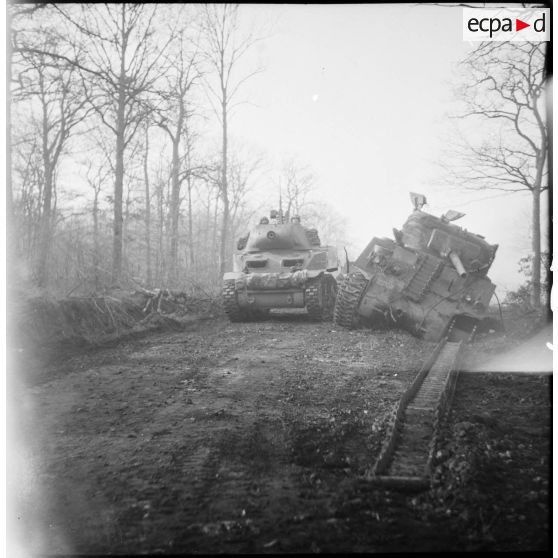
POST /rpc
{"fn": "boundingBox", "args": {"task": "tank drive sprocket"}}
[305,273,337,321]
[333,269,368,328]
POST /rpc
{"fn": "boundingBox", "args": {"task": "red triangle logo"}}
[516,18,530,32]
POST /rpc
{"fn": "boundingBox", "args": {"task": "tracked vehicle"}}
[334,193,499,341]
[223,212,338,322]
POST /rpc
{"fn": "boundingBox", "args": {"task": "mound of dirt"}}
[8,290,218,358]
[11,296,143,346]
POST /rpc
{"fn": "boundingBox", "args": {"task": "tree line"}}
[9,3,549,310]
[448,40,549,309]
[9,3,348,297]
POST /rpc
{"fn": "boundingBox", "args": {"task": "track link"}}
[333,269,368,328]
[306,274,337,321]
[371,339,463,489]
[222,279,247,322]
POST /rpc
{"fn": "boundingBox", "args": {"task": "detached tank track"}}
[370,336,464,491]
[222,279,246,322]
[305,274,337,321]
[333,269,368,328]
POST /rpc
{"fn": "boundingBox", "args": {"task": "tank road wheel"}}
[305,274,337,321]
[333,269,368,328]
[222,279,246,322]
[323,274,338,320]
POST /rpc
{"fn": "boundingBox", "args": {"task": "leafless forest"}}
[8,4,550,309]
[8,4,552,555]
[9,3,349,300]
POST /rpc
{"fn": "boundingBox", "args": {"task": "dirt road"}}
[9,314,550,554]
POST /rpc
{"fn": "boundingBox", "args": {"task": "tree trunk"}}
[93,186,99,291]
[169,136,181,285]
[219,98,229,276]
[212,192,219,257]
[187,173,194,266]
[144,127,152,287]
[531,186,541,308]
[37,166,53,288]
[112,6,127,286]
[37,77,53,289]
[123,184,132,274]
[531,145,546,309]
[112,93,125,286]
[204,187,211,257]
[156,178,164,284]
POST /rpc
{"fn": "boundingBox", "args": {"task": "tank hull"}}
[334,207,499,341]
[224,269,324,309]
[223,222,339,321]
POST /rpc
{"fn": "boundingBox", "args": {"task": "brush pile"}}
[9,288,220,351]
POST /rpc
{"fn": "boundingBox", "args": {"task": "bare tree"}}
[12,136,44,258]
[155,26,203,284]
[9,4,273,295]
[152,162,170,285]
[277,158,315,220]
[85,161,110,291]
[228,148,263,248]
[13,36,89,287]
[447,41,548,307]
[8,3,49,277]
[201,4,262,275]
[184,127,197,268]
[142,123,153,287]
[47,4,171,285]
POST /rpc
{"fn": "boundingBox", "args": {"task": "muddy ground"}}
[9,311,551,555]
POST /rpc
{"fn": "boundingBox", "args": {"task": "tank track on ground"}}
[371,339,464,490]
[223,280,272,322]
[305,274,337,321]
[223,279,246,322]
[333,269,368,328]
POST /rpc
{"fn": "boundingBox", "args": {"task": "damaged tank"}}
[333,193,499,341]
[222,212,339,322]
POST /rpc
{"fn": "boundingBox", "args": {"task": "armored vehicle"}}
[222,212,338,321]
[334,193,499,341]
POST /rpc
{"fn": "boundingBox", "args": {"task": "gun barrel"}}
[449,251,466,277]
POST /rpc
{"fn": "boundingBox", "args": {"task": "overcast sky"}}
[225,3,549,294]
